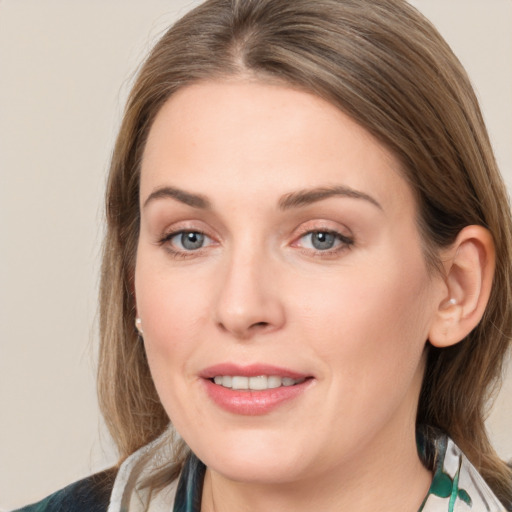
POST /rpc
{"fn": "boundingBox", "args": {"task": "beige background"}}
[0,1,511,509]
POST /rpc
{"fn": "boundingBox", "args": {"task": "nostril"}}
[251,321,269,329]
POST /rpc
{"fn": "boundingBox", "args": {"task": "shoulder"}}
[13,468,117,512]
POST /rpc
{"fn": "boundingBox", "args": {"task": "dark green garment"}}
[13,468,117,512]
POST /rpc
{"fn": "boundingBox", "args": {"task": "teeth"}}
[213,375,305,390]
[214,375,232,387]
[267,376,281,388]
[224,376,233,388]
[249,375,267,390]
[231,376,249,390]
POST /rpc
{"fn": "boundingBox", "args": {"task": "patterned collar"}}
[418,434,507,511]
[172,431,507,512]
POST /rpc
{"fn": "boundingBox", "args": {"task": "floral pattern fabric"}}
[419,435,507,511]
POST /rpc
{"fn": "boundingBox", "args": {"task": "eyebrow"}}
[143,186,211,210]
[142,184,381,212]
[278,185,382,210]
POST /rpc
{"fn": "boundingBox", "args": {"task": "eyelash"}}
[293,228,354,258]
[158,228,354,259]
[158,230,214,259]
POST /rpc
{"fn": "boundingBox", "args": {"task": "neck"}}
[200,426,431,512]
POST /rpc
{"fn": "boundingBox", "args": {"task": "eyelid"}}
[292,220,353,241]
[156,220,220,258]
[164,230,214,247]
[294,230,353,246]
[290,221,355,256]
[161,226,215,242]
[156,219,216,242]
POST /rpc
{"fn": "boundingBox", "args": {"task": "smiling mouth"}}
[211,375,307,390]
[203,369,313,414]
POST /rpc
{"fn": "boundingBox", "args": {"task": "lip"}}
[200,363,313,415]
[200,363,309,380]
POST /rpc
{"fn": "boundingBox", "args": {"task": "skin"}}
[135,80,450,512]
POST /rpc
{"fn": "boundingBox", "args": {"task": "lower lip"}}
[203,378,311,415]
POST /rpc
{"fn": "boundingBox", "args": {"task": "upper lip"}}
[200,363,310,380]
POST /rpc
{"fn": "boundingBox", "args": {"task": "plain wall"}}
[0,1,511,509]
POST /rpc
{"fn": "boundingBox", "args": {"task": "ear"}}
[428,225,495,348]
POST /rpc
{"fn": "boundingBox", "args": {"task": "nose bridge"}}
[214,236,285,338]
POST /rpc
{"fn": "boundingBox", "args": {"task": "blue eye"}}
[309,231,336,250]
[299,230,353,251]
[169,231,209,251]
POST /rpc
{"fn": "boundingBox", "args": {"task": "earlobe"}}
[428,225,495,348]
[135,317,144,335]
[134,293,143,336]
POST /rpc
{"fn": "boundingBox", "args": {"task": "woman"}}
[16,0,512,510]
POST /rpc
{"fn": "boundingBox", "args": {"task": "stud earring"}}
[441,297,457,310]
[135,317,143,335]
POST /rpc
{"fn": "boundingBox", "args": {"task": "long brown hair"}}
[98,0,512,503]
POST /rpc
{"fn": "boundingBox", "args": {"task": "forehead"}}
[140,80,414,216]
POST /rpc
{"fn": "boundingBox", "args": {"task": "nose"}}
[213,247,286,340]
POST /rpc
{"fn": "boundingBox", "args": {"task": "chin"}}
[188,429,311,484]
[209,455,306,485]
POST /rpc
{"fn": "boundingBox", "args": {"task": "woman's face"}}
[135,81,446,484]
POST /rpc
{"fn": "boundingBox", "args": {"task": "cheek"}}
[135,272,210,432]
[291,248,434,392]
[296,258,431,339]
[136,246,211,330]
[134,257,211,391]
